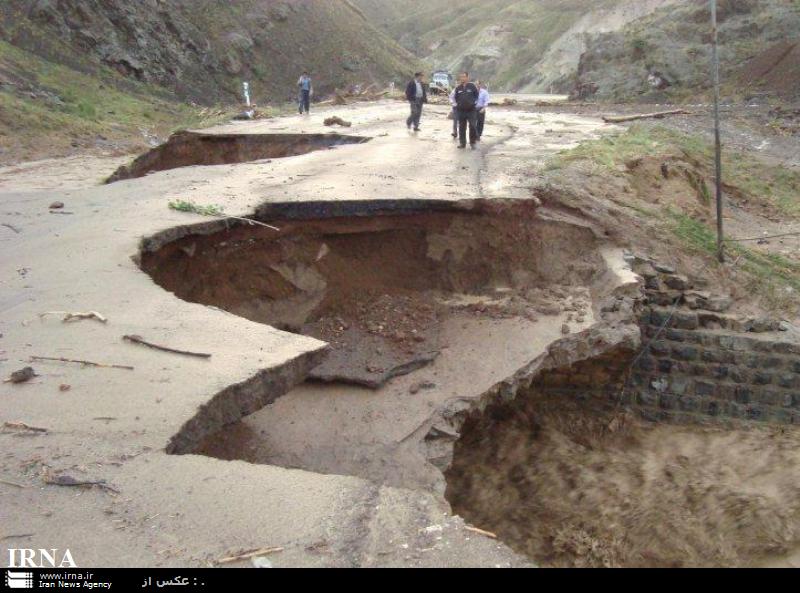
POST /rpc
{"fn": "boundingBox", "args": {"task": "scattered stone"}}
[49,201,64,210]
[59,384,71,392]
[663,274,690,291]
[653,263,676,274]
[5,367,36,384]
[561,324,571,335]
[323,116,352,127]
[536,304,562,316]
[746,318,781,333]
[409,381,436,395]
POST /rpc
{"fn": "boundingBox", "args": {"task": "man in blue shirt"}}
[405,72,428,132]
[297,71,313,115]
[476,81,491,141]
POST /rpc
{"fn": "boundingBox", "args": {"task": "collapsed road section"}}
[107,131,370,183]
[138,197,641,492]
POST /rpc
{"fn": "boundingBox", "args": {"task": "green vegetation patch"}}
[550,124,800,217]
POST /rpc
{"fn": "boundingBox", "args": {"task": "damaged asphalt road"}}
[0,98,619,567]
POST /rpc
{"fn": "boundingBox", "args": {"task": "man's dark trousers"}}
[477,110,486,139]
[407,100,423,129]
[300,90,311,114]
[458,109,478,146]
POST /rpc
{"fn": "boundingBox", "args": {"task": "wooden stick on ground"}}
[30,356,134,370]
[123,335,212,359]
[602,109,689,124]
[218,547,284,564]
[464,525,498,539]
[3,422,48,433]
[221,216,280,232]
[0,479,29,489]
[39,311,108,324]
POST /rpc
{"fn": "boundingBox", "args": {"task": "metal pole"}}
[711,0,724,263]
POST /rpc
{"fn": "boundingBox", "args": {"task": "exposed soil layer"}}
[141,201,603,390]
[738,39,800,100]
[445,391,800,568]
[107,131,370,182]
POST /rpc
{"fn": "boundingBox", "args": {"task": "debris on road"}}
[409,381,436,395]
[49,201,64,210]
[0,479,29,489]
[464,525,498,539]
[43,473,120,495]
[4,367,36,384]
[59,384,71,392]
[602,109,689,123]
[30,355,134,370]
[3,422,48,433]
[217,547,284,564]
[323,116,352,128]
[39,311,108,324]
[122,335,212,359]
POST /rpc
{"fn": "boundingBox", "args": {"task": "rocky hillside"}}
[0,0,421,163]
[571,0,800,102]
[1,0,421,104]
[353,0,679,92]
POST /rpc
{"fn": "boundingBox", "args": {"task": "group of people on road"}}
[406,71,490,149]
[296,69,490,148]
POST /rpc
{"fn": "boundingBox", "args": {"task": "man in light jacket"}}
[476,81,491,141]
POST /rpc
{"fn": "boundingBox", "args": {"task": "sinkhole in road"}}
[140,198,608,489]
[138,197,800,568]
[107,131,370,182]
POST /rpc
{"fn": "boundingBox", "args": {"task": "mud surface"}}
[142,202,602,390]
[446,393,800,568]
[144,201,607,489]
[108,131,370,182]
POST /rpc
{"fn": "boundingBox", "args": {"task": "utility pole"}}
[711,0,724,263]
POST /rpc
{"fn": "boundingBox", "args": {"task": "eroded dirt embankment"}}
[445,369,800,568]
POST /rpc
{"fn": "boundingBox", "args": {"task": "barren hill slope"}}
[1,0,421,104]
[571,0,800,102]
[353,0,677,91]
[0,0,421,163]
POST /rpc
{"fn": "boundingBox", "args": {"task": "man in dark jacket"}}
[453,72,480,149]
[405,72,428,132]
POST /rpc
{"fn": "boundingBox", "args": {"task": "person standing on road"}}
[453,72,480,149]
[297,71,313,115]
[476,81,491,141]
[405,72,428,131]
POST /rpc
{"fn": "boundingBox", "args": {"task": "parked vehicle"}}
[428,70,453,95]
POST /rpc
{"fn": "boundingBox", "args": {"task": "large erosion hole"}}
[107,131,370,182]
[140,199,617,490]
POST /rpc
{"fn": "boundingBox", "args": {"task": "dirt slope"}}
[353,0,678,92]
[571,0,800,102]
[0,0,421,104]
[0,0,422,163]
[737,39,800,100]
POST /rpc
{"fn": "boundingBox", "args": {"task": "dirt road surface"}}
[0,97,619,567]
